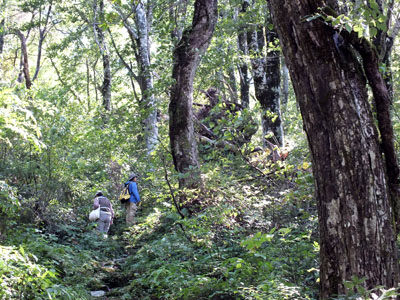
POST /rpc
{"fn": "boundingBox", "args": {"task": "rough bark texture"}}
[247,26,283,146]
[372,0,400,225]
[169,0,218,188]
[349,33,400,230]
[135,1,158,155]
[322,5,400,231]
[269,1,399,299]
[93,0,111,111]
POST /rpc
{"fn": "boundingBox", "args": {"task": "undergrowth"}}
[0,151,320,299]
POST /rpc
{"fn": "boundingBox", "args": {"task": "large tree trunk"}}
[135,1,158,155]
[247,26,283,146]
[269,1,399,299]
[169,0,218,189]
[93,0,111,111]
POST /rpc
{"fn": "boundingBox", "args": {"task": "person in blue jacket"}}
[125,173,140,225]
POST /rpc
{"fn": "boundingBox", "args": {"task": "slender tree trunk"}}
[265,23,283,145]
[281,57,289,107]
[107,27,139,101]
[135,1,158,155]
[372,0,400,224]
[237,0,250,108]
[169,0,218,188]
[0,19,4,54]
[93,58,99,105]
[15,30,32,89]
[93,0,111,111]
[86,58,91,110]
[32,2,52,82]
[228,64,238,103]
[32,30,45,81]
[247,26,283,146]
[169,0,189,42]
[269,1,399,299]
[112,1,158,154]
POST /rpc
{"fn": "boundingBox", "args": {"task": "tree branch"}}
[49,56,82,104]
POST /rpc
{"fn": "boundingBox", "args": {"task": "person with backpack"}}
[93,191,114,236]
[125,173,141,225]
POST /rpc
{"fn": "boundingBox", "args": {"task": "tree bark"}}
[169,0,189,42]
[247,25,283,146]
[32,1,52,82]
[169,0,218,188]
[15,30,32,89]
[112,1,159,154]
[227,64,238,103]
[323,5,400,231]
[134,1,158,155]
[93,0,111,111]
[281,57,289,107]
[237,0,250,108]
[265,22,283,146]
[372,0,400,225]
[269,1,399,299]
[0,19,4,54]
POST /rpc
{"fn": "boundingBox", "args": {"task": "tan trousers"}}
[126,202,137,225]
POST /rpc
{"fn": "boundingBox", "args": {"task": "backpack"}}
[119,184,130,204]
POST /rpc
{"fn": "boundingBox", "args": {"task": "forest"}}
[1,0,400,299]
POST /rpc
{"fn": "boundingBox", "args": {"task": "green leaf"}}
[369,26,378,37]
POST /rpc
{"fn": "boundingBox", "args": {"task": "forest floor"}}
[1,161,320,299]
[80,168,319,299]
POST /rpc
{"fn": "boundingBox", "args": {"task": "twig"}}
[158,138,184,219]
[49,56,82,104]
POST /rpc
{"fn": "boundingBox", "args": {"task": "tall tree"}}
[362,0,400,100]
[281,57,289,107]
[32,0,52,81]
[15,29,31,89]
[169,0,218,188]
[247,20,283,146]
[169,0,189,42]
[93,0,111,111]
[134,0,158,155]
[269,0,399,298]
[371,0,400,224]
[237,0,250,108]
[0,18,4,54]
[112,1,158,154]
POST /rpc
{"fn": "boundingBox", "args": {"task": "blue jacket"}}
[126,181,140,203]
